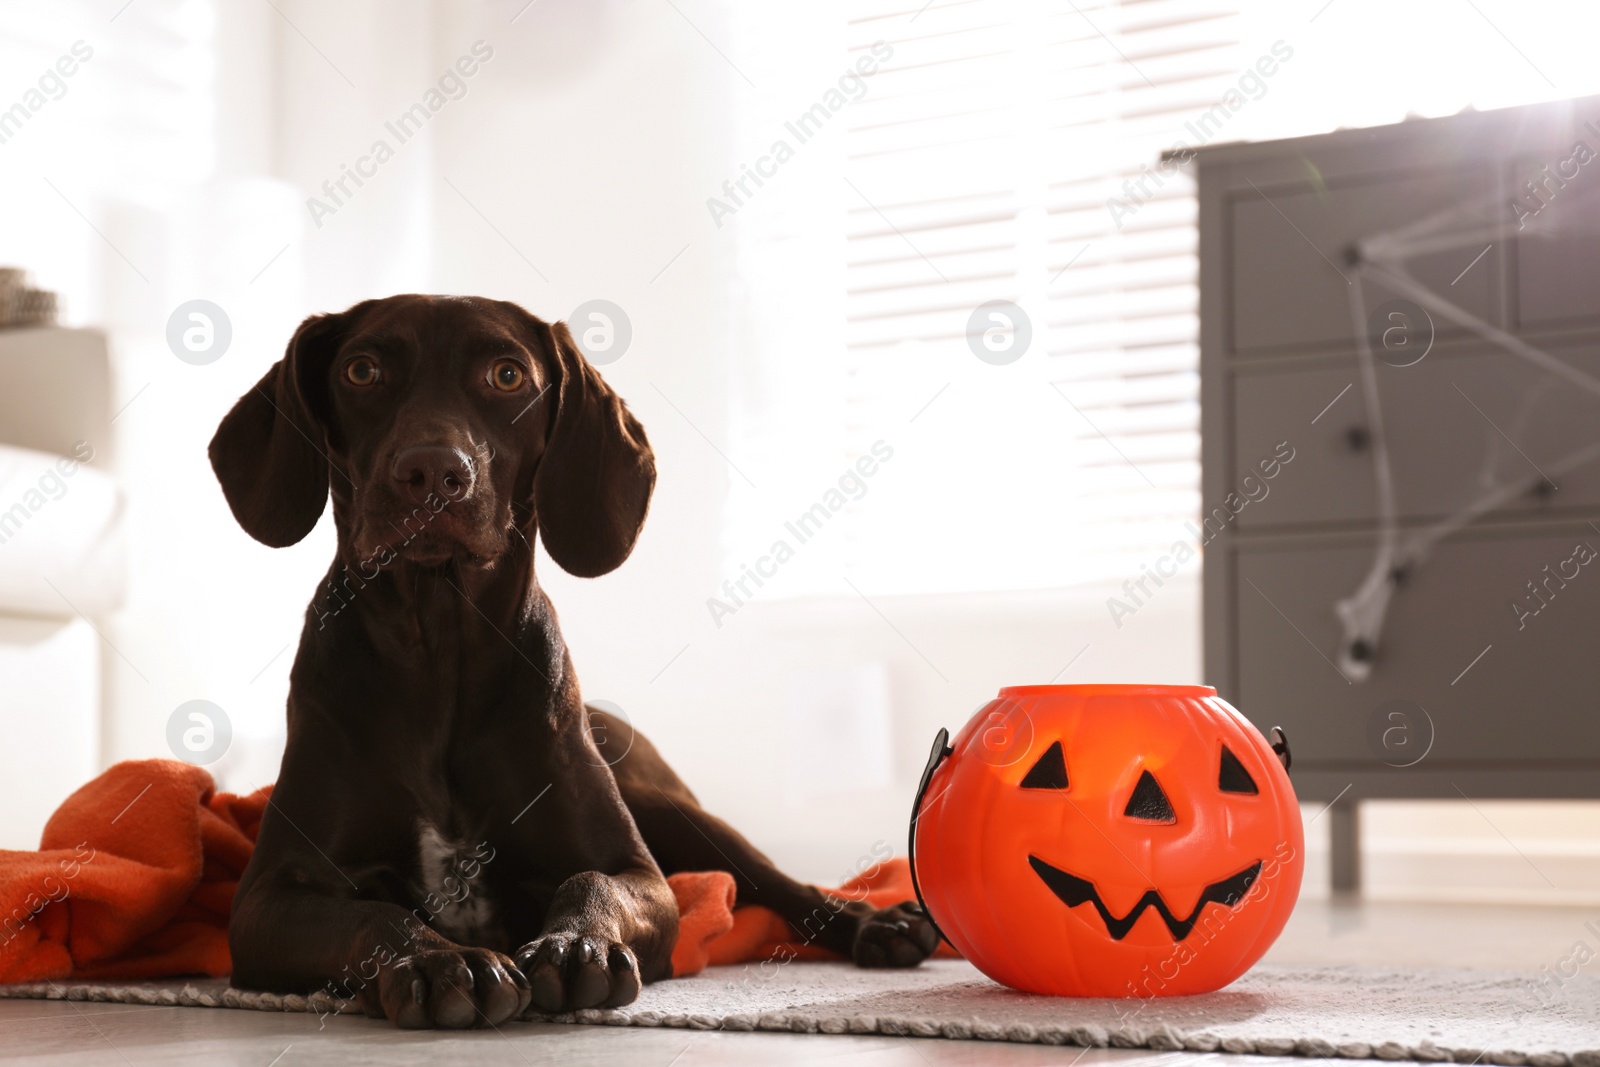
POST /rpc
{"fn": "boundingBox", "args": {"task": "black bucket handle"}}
[1270,726,1291,772]
[907,726,954,948]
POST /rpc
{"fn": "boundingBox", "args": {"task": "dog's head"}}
[209,295,654,577]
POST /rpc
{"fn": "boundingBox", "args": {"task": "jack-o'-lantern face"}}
[1020,733,1271,941]
[911,685,1303,998]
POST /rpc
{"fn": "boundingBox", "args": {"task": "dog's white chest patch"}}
[414,823,499,946]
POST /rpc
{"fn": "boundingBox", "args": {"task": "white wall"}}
[0,0,1593,901]
[95,0,443,793]
[409,0,1204,881]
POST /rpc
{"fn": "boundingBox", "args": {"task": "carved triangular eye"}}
[1219,745,1259,795]
[1124,770,1176,822]
[1020,740,1068,790]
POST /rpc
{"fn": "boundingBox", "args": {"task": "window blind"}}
[726,0,1248,597]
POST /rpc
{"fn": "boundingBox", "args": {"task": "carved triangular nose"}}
[1124,769,1175,822]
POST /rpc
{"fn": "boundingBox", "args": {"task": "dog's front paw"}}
[853,900,940,968]
[373,947,531,1029]
[514,933,641,1012]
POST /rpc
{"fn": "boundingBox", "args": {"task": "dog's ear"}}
[531,319,655,577]
[209,312,346,547]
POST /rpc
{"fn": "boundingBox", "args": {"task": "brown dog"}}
[209,295,937,1028]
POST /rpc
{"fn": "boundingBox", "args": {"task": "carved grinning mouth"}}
[1028,856,1263,941]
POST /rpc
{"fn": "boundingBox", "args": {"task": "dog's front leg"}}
[513,866,677,1012]
[231,873,532,1029]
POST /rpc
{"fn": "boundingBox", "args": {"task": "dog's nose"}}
[391,446,476,505]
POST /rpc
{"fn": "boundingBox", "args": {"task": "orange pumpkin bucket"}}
[909,684,1303,997]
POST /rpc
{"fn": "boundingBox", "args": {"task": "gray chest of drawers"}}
[1192,97,1600,890]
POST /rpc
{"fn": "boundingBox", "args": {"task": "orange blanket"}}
[0,759,952,985]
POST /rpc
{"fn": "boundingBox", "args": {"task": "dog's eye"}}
[344,357,381,387]
[490,360,526,392]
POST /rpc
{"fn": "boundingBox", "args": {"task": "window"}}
[0,0,215,313]
[720,0,1600,601]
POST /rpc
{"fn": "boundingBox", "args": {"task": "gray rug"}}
[2,961,1596,1064]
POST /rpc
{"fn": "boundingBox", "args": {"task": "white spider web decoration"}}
[1333,185,1600,681]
